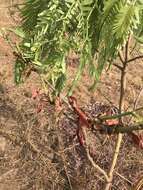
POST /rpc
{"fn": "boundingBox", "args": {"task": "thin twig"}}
[113,63,123,70]
[133,87,143,110]
[82,127,109,182]
[58,143,79,153]
[127,55,143,64]
[115,171,132,185]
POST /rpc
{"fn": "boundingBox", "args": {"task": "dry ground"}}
[0,1,143,190]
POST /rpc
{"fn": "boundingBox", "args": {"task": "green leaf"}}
[24,42,31,48]
[14,60,25,84]
[135,35,143,43]
[55,73,66,96]
[113,4,138,39]
[8,27,26,39]
[13,0,143,98]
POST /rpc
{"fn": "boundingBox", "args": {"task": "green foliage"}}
[14,0,143,96]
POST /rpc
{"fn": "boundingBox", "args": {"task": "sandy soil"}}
[0,1,143,190]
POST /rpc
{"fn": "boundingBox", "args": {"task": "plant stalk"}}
[104,36,130,190]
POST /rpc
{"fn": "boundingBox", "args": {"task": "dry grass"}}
[0,1,143,189]
[0,88,142,189]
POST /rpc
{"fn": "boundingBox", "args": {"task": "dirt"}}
[0,1,143,190]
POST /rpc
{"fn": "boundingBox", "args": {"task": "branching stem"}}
[127,55,143,63]
[104,35,131,190]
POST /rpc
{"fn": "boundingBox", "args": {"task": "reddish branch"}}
[68,96,91,145]
[68,96,143,148]
[32,92,143,148]
[68,96,90,128]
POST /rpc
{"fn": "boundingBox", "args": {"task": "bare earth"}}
[0,1,143,190]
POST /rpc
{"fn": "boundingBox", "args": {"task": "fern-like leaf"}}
[113,4,139,39]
